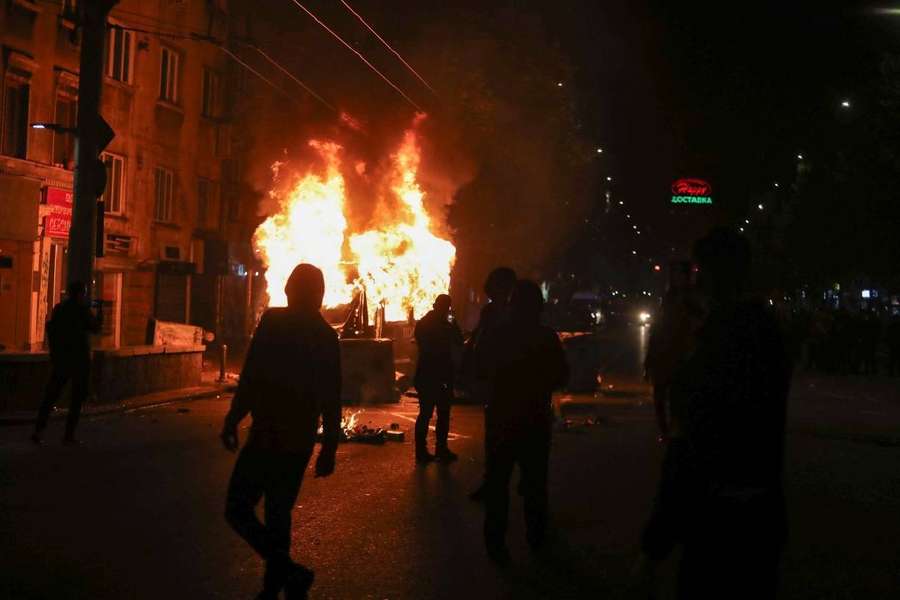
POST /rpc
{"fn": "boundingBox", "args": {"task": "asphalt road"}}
[2,325,900,599]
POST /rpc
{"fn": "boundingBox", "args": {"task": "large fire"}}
[253,124,455,322]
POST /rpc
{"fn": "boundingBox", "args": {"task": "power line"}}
[285,0,422,111]
[338,0,437,96]
[218,46,303,108]
[245,44,337,113]
[111,23,217,43]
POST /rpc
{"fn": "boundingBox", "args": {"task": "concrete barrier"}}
[339,338,397,405]
[0,345,204,412]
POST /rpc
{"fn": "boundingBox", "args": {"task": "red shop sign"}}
[44,187,73,239]
[671,178,712,196]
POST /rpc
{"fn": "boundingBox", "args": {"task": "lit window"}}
[160,47,180,103]
[105,25,134,84]
[101,153,125,215]
[154,167,175,222]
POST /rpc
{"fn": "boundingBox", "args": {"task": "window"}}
[160,48,180,103]
[101,153,125,214]
[201,68,219,118]
[2,77,30,158]
[154,167,175,222]
[105,25,134,83]
[52,94,77,168]
[197,178,219,230]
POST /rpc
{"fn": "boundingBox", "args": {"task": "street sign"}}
[44,187,73,238]
[96,115,115,154]
[671,178,713,205]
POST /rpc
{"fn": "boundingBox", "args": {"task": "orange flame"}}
[253,127,455,323]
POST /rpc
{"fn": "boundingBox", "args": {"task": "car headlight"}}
[638,311,651,323]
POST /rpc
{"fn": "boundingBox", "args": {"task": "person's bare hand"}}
[220,426,239,452]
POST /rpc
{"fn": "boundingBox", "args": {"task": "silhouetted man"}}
[465,267,517,501]
[222,263,341,600]
[478,280,568,564]
[414,294,463,463]
[644,261,698,442]
[32,280,102,445]
[639,228,792,599]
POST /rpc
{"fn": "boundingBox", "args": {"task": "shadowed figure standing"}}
[464,267,517,502]
[477,280,568,565]
[221,263,341,600]
[414,294,464,464]
[32,280,102,445]
[638,229,792,599]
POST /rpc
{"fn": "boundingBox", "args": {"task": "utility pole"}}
[67,0,118,298]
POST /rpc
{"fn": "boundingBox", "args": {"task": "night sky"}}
[239,0,900,278]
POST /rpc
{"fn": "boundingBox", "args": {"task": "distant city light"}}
[632,225,637,229]
[606,176,613,182]
[774,182,780,188]
[653,264,662,272]
[745,219,750,224]
[557,81,563,87]
[758,203,764,211]
[739,227,745,232]
[797,153,804,160]
[618,200,624,205]
[626,214,631,218]
[841,99,851,108]
[596,147,603,154]
[632,250,637,255]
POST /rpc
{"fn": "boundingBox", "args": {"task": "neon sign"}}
[671,178,713,205]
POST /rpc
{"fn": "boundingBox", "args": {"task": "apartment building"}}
[0,0,258,351]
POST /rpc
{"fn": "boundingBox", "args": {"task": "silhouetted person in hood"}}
[478,280,568,565]
[465,267,517,501]
[639,228,791,599]
[32,280,102,445]
[222,263,341,600]
[414,294,464,463]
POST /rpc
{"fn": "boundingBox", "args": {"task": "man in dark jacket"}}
[465,267,517,501]
[414,294,464,463]
[221,263,341,600]
[32,280,102,445]
[639,229,791,599]
[478,280,568,564]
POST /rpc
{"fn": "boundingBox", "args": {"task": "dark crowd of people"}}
[785,304,900,377]
[33,226,795,599]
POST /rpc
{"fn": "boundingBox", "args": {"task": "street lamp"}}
[596,147,603,154]
[31,122,77,134]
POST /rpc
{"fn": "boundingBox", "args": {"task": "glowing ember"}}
[253,122,455,322]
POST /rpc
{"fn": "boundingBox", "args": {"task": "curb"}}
[0,384,237,426]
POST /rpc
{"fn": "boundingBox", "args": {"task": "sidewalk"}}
[0,370,238,426]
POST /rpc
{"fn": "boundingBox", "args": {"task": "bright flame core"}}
[253,127,455,322]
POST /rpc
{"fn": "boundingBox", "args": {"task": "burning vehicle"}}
[252,119,453,405]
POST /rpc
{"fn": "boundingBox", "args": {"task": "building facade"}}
[0,0,257,351]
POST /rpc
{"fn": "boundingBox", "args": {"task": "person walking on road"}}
[638,228,792,599]
[477,280,568,565]
[465,267,517,501]
[32,280,102,445]
[414,294,464,464]
[221,263,342,600]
